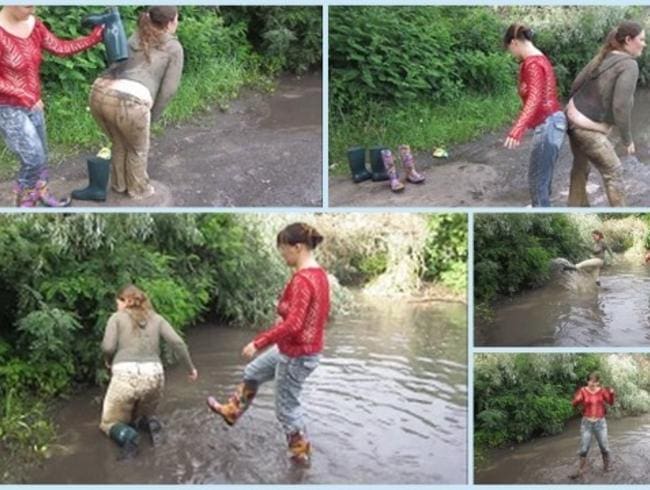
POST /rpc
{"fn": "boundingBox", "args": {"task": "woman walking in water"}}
[503,23,566,207]
[207,222,330,465]
[101,285,198,459]
[575,230,613,286]
[567,21,646,207]
[570,372,615,479]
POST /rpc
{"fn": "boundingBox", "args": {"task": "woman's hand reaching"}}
[188,368,198,382]
[242,341,258,360]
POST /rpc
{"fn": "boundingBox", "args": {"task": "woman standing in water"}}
[101,285,198,459]
[503,23,566,207]
[0,6,104,206]
[575,230,613,286]
[207,223,330,465]
[567,21,646,207]
[570,372,615,479]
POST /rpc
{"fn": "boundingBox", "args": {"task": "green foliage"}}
[474,214,588,304]
[423,214,468,293]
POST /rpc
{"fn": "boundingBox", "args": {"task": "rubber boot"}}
[381,149,405,192]
[287,431,311,466]
[206,381,257,426]
[109,422,139,460]
[346,146,371,183]
[35,180,71,207]
[136,416,164,447]
[13,184,39,207]
[71,156,110,201]
[570,456,588,480]
[369,146,389,181]
[82,7,129,64]
[398,144,425,183]
[602,451,610,472]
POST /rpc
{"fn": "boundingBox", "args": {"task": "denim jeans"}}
[579,417,610,456]
[243,345,321,435]
[0,105,49,188]
[529,111,567,207]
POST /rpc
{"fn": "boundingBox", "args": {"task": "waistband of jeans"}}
[92,79,152,107]
[112,361,163,375]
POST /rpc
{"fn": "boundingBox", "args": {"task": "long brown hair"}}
[137,6,178,61]
[503,23,534,48]
[276,222,324,250]
[591,21,643,72]
[117,284,153,328]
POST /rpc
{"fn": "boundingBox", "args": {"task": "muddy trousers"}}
[576,258,604,282]
[0,105,49,189]
[528,111,566,207]
[243,345,320,436]
[89,79,153,199]
[568,127,625,207]
[100,362,164,435]
[579,417,610,457]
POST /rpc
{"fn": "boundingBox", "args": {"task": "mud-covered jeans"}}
[100,362,164,434]
[568,127,625,207]
[89,79,153,198]
[0,105,49,188]
[579,417,610,456]
[243,345,321,435]
[528,111,567,207]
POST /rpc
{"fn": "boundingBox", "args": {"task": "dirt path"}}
[330,89,650,208]
[0,73,322,208]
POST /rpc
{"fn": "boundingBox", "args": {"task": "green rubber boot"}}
[109,422,139,460]
[71,157,111,202]
[369,146,389,181]
[346,146,371,183]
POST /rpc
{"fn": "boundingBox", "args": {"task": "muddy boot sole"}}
[206,396,236,426]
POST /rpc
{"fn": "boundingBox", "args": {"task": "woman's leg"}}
[571,418,593,479]
[593,418,611,471]
[132,368,165,445]
[576,258,604,284]
[567,129,592,207]
[115,98,152,199]
[528,113,566,207]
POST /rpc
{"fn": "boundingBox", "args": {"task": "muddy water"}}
[26,296,467,484]
[477,261,650,347]
[476,414,650,484]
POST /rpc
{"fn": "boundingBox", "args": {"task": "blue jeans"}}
[579,417,610,456]
[243,345,320,435]
[529,110,567,207]
[0,105,49,188]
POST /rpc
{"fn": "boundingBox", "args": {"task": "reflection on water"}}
[476,414,650,484]
[477,262,650,347]
[26,294,467,484]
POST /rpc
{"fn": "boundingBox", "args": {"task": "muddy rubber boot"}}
[109,422,139,460]
[287,431,311,466]
[398,144,425,184]
[369,146,389,181]
[71,156,111,201]
[570,456,588,480]
[206,381,257,426]
[380,149,405,193]
[137,416,164,447]
[346,146,371,183]
[602,452,610,472]
[35,180,71,207]
[13,184,39,207]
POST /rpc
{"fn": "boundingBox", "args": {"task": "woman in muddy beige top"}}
[567,21,646,207]
[100,285,198,459]
[89,6,183,200]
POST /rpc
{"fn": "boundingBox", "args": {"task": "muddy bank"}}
[476,414,650,484]
[0,73,322,208]
[330,89,650,208]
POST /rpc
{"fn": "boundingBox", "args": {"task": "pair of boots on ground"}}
[13,157,110,207]
[109,415,163,460]
[570,452,610,480]
[348,144,425,192]
[206,381,311,465]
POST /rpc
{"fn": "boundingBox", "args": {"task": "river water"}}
[25,296,467,484]
[476,414,650,484]
[477,261,650,347]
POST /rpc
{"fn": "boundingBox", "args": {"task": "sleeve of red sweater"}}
[37,20,103,56]
[253,274,313,350]
[508,59,545,142]
[571,387,584,407]
[604,388,615,405]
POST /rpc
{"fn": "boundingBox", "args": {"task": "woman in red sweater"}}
[207,222,330,464]
[571,372,615,479]
[503,23,567,207]
[0,6,103,207]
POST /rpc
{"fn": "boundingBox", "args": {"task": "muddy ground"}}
[0,73,322,208]
[330,89,650,208]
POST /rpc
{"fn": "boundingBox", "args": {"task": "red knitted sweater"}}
[0,18,103,108]
[253,267,330,357]
[508,55,562,142]
[572,387,615,419]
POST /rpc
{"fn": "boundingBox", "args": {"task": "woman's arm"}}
[571,387,584,407]
[252,275,313,350]
[101,313,119,364]
[151,40,184,123]
[508,60,546,142]
[159,317,196,373]
[37,19,103,57]
[612,61,639,147]
[604,387,616,406]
